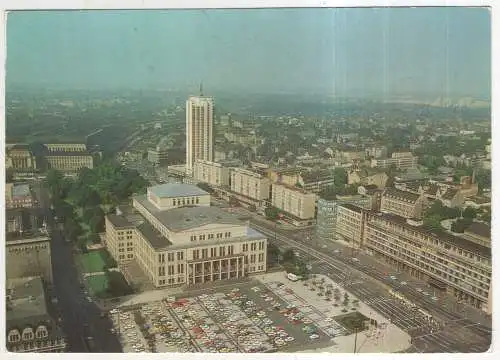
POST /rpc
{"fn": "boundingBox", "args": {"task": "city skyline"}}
[6,8,491,99]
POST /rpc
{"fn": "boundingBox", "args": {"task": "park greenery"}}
[45,161,148,297]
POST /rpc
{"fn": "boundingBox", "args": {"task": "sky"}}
[6,8,491,98]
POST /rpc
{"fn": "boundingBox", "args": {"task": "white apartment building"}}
[186,95,214,175]
[105,183,267,288]
[193,159,231,187]
[230,168,271,202]
[271,183,317,220]
[371,153,418,170]
[364,213,491,311]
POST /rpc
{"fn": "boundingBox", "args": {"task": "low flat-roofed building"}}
[268,167,308,186]
[145,183,210,211]
[348,168,388,188]
[364,212,491,311]
[462,222,491,249]
[271,183,317,221]
[370,153,418,170]
[299,169,335,194]
[380,188,427,219]
[105,184,267,288]
[6,276,66,352]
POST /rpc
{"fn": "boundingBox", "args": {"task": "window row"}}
[173,197,200,206]
[190,232,231,242]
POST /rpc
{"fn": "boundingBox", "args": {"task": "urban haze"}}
[5,7,492,354]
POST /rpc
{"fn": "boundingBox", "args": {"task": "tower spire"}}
[200,82,204,96]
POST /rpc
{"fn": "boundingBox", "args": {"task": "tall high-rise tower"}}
[186,84,214,175]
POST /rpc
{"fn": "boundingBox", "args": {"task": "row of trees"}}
[46,161,149,249]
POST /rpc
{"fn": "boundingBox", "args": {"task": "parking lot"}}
[109,273,412,353]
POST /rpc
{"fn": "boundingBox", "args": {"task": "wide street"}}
[243,213,492,353]
[33,181,122,352]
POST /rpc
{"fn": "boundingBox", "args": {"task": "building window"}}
[158,266,165,276]
[202,249,208,259]
[196,197,200,204]
[177,251,184,261]
[251,243,257,251]
[167,265,174,275]
[208,234,214,239]
[228,245,234,255]
[219,246,226,256]
[167,253,175,261]
[211,248,216,257]
[186,198,190,205]
[193,249,200,260]
[127,254,133,258]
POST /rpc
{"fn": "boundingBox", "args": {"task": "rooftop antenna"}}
[200,82,204,96]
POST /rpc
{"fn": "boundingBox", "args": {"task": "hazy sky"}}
[6,8,491,97]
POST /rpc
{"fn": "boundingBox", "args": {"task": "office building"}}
[6,277,66,352]
[186,89,215,175]
[271,183,317,222]
[335,204,368,249]
[315,195,372,243]
[105,183,267,288]
[299,169,336,193]
[364,213,491,310]
[43,143,93,173]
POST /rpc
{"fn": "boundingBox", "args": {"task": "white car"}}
[416,288,423,292]
[86,296,93,302]
[431,296,439,301]
[400,281,407,286]
[423,292,430,296]
[390,275,397,280]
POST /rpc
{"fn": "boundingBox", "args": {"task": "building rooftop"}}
[338,203,364,213]
[465,222,491,239]
[383,188,421,203]
[149,183,209,198]
[46,150,92,156]
[11,183,31,197]
[136,221,172,249]
[6,277,48,322]
[301,169,334,183]
[107,213,133,228]
[134,195,246,232]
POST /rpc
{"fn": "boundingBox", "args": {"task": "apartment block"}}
[193,159,231,187]
[271,183,317,220]
[105,183,267,288]
[364,213,491,311]
[380,188,427,219]
[370,153,418,170]
[230,168,271,202]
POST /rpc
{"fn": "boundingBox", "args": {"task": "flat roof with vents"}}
[149,183,209,198]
